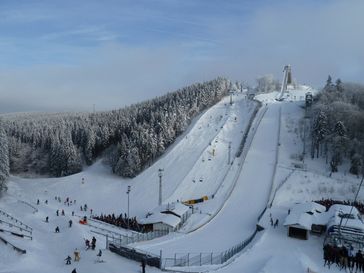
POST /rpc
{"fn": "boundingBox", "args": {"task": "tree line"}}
[0,77,230,185]
[311,76,364,175]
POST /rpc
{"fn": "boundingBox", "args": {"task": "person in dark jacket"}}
[65,255,71,265]
[141,258,146,273]
[71,269,77,273]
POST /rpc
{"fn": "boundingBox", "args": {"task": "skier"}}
[45,200,48,204]
[90,209,93,215]
[141,258,146,273]
[45,216,49,223]
[71,269,77,273]
[96,249,102,262]
[72,211,74,216]
[55,226,60,233]
[69,220,73,227]
[91,236,96,250]
[85,239,90,250]
[274,219,279,228]
[74,248,80,261]
[62,209,65,216]
[37,199,40,205]
[65,255,72,265]
[56,210,59,216]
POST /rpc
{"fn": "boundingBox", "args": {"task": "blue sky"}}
[0,0,363,112]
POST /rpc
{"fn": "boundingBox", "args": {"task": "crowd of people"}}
[315,199,364,214]
[323,243,364,271]
[93,213,145,232]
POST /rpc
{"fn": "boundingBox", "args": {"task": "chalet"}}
[284,202,327,240]
[138,202,191,232]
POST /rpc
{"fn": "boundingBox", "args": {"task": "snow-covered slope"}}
[1,87,359,273]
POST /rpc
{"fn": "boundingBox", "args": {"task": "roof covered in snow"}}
[161,202,190,217]
[327,204,364,231]
[284,211,312,230]
[284,202,328,230]
[137,202,188,228]
[292,202,326,214]
[138,212,181,228]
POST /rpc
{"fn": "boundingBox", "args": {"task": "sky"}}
[0,0,363,113]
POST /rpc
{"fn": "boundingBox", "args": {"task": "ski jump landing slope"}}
[136,103,281,256]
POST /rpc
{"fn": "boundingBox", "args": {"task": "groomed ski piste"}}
[1,88,363,273]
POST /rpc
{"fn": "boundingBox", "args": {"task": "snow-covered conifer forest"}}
[311,78,364,174]
[1,78,229,178]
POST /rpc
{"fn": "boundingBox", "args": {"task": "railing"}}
[107,229,169,247]
[0,227,32,240]
[235,101,262,157]
[0,219,32,235]
[0,235,26,254]
[108,243,161,268]
[162,228,259,268]
[0,209,32,233]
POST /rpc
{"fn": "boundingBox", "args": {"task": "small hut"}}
[284,202,327,240]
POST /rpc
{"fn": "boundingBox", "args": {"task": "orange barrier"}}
[183,195,209,205]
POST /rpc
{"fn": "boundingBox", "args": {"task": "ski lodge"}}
[138,202,191,232]
[284,202,327,240]
[284,202,364,242]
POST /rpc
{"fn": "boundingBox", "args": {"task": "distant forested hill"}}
[311,77,364,175]
[1,77,231,178]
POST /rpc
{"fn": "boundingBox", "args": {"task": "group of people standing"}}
[316,199,364,214]
[324,244,364,272]
[84,236,97,251]
[93,213,143,232]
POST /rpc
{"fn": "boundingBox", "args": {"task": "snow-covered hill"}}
[1,88,361,273]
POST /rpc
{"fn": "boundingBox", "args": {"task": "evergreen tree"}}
[349,153,363,175]
[312,111,328,158]
[0,121,10,192]
[336,78,343,92]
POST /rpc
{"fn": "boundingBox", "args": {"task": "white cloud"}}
[0,0,363,113]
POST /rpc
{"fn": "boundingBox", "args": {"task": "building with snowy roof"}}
[138,202,191,232]
[284,202,364,241]
[284,202,327,240]
[326,205,364,241]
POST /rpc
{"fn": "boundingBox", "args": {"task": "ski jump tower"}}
[276,65,292,101]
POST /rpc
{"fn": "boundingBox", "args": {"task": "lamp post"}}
[158,169,164,206]
[127,185,131,230]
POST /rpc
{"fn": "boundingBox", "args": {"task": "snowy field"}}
[1,89,360,273]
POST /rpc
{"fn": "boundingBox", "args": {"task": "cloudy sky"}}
[0,0,363,113]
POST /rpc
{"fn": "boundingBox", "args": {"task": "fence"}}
[0,235,26,254]
[235,101,262,158]
[0,219,33,236]
[162,228,259,268]
[0,227,32,240]
[106,228,169,248]
[108,243,161,268]
[0,209,32,234]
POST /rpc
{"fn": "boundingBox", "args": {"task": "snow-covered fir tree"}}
[3,78,230,178]
[0,120,10,191]
[311,78,364,173]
